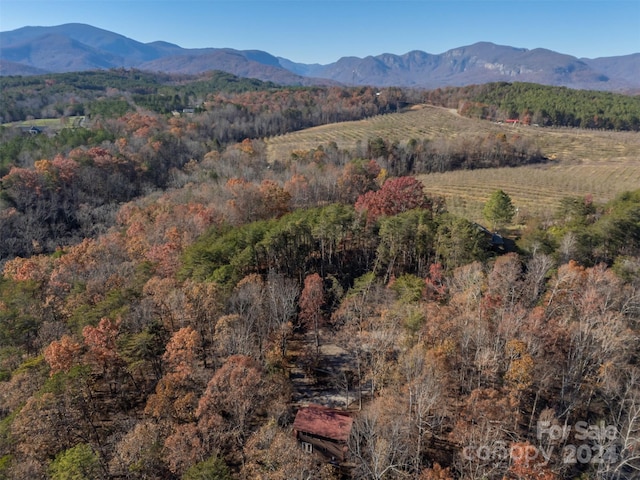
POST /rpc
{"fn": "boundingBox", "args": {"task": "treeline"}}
[0,126,115,177]
[365,133,545,176]
[423,82,640,131]
[196,86,403,143]
[182,203,489,290]
[1,83,394,175]
[0,69,400,124]
[282,131,545,181]
[520,190,640,269]
[0,69,278,122]
[3,71,640,133]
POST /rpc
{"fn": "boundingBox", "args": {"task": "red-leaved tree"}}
[355,176,431,221]
[82,317,121,376]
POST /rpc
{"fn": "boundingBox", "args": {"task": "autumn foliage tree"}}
[355,176,431,222]
[337,159,382,203]
[43,335,82,375]
[299,273,325,353]
[196,355,267,453]
[507,442,558,480]
[420,463,454,480]
[163,423,204,476]
[82,317,121,376]
[225,178,291,224]
[144,326,202,423]
[242,422,337,480]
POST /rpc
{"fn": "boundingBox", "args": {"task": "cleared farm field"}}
[266,105,640,222]
[2,116,86,130]
[419,162,640,222]
[266,106,481,160]
[267,106,640,163]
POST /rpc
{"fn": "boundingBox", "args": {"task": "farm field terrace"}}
[266,105,640,222]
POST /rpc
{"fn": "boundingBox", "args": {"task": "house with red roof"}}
[292,405,354,462]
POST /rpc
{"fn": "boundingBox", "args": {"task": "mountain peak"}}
[0,23,637,91]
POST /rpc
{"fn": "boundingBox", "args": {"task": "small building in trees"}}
[20,126,43,135]
[474,223,505,249]
[473,222,517,252]
[292,405,353,462]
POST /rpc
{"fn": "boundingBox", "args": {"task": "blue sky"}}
[1,1,639,64]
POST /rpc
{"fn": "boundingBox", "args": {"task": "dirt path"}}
[287,332,359,410]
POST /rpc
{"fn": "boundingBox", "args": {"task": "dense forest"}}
[0,70,277,122]
[0,70,639,479]
[424,82,640,131]
[3,70,640,131]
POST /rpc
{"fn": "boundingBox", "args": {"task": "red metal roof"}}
[292,405,354,443]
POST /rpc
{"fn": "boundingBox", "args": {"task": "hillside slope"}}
[266,105,640,219]
[1,24,638,91]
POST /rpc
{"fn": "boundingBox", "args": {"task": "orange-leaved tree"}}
[43,335,82,376]
[299,273,325,354]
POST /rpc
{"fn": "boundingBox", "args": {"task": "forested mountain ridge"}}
[1,23,639,92]
[0,76,639,479]
[2,69,639,128]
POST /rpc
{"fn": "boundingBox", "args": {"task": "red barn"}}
[292,405,353,462]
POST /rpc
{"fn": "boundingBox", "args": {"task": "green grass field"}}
[3,116,85,129]
[266,105,640,222]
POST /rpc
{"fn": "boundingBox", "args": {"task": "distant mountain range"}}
[1,23,639,92]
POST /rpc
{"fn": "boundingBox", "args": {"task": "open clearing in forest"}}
[418,162,640,222]
[2,116,85,130]
[266,105,640,222]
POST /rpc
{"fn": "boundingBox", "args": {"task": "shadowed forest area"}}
[0,70,639,479]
